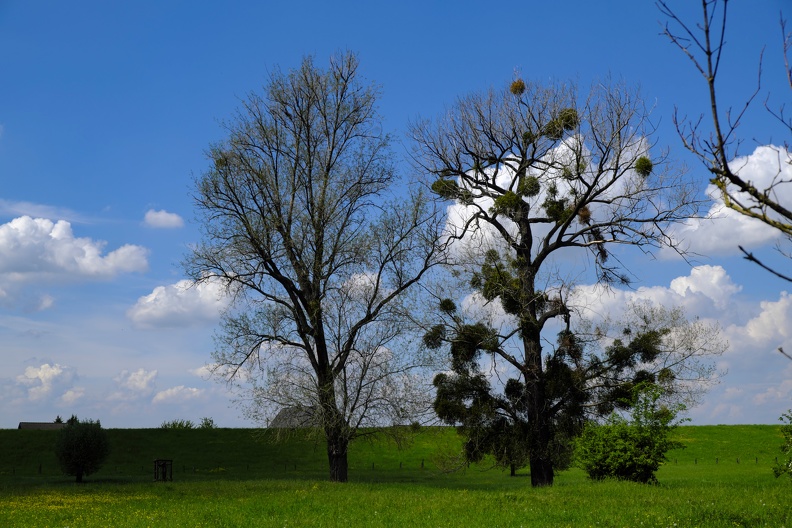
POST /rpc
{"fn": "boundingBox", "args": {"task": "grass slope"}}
[0,425,789,527]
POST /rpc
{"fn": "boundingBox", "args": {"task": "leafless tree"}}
[658,0,792,282]
[188,52,445,482]
[411,78,706,486]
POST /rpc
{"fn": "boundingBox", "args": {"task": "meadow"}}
[0,425,789,527]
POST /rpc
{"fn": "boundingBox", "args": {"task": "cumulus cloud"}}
[60,387,85,405]
[143,209,184,229]
[570,264,742,322]
[127,277,230,328]
[107,368,159,403]
[666,145,791,257]
[115,368,158,393]
[152,385,204,404]
[566,263,792,424]
[0,216,148,281]
[753,366,792,405]
[16,363,77,401]
[739,292,792,344]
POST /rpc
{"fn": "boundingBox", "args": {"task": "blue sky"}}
[0,0,790,428]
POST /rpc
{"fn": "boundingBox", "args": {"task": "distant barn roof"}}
[269,406,320,428]
[18,422,65,430]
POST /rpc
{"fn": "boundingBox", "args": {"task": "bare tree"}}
[411,78,706,486]
[188,52,445,482]
[658,0,792,281]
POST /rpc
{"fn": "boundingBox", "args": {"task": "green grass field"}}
[0,425,789,527]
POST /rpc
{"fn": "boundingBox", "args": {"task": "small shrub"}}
[772,409,792,480]
[54,417,110,483]
[161,419,195,429]
[575,384,685,483]
[199,417,217,429]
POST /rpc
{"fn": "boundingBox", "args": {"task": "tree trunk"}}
[510,463,516,477]
[529,455,554,487]
[326,431,349,483]
[528,380,555,487]
[75,470,83,483]
[523,316,555,487]
[317,369,350,483]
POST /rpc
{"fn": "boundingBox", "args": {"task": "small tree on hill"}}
[575,384,686,484]
[54,417,110,483]
[773,409,792,480]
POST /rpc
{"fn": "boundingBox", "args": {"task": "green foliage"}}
[438,298,457,314]
[431,178,460,200]
[576,385,685,483]
[54,417,110,483]
[160,419,196,429]
[431,178,473,204]
[772,409,792,480]
[423,324,446,350]
[635,156,653,177]
[544,108,579,140]
[517,175,540,197]
[199,417,217,429]
[489,191,522,218]
[557,108,580,130]
[542,196,571,223]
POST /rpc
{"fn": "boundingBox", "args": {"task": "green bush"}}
[772,409,792,480]
[54,417,110,483]
[199,417,217,429]
[160,418,195,429]
[575,385,685,483]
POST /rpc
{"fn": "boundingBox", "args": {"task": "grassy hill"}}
[0,425,789,527]
[0,424,784,483]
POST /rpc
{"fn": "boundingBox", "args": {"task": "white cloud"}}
[570,264,742,322]
[0,216,148,280]
[566,263,792,424]
[60,387,85,405]
[152,385,204,404]
[107,368,159,403]
[0,200,86,223]
[669,265,742,310]
[115,368,158,393]
[666,145,792,257]
[127,277,229,328]
[753,367,792,405]
[143,209,184,229]
[189,365,214,379]
[742,292,792,344]
[16,363,77,401]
